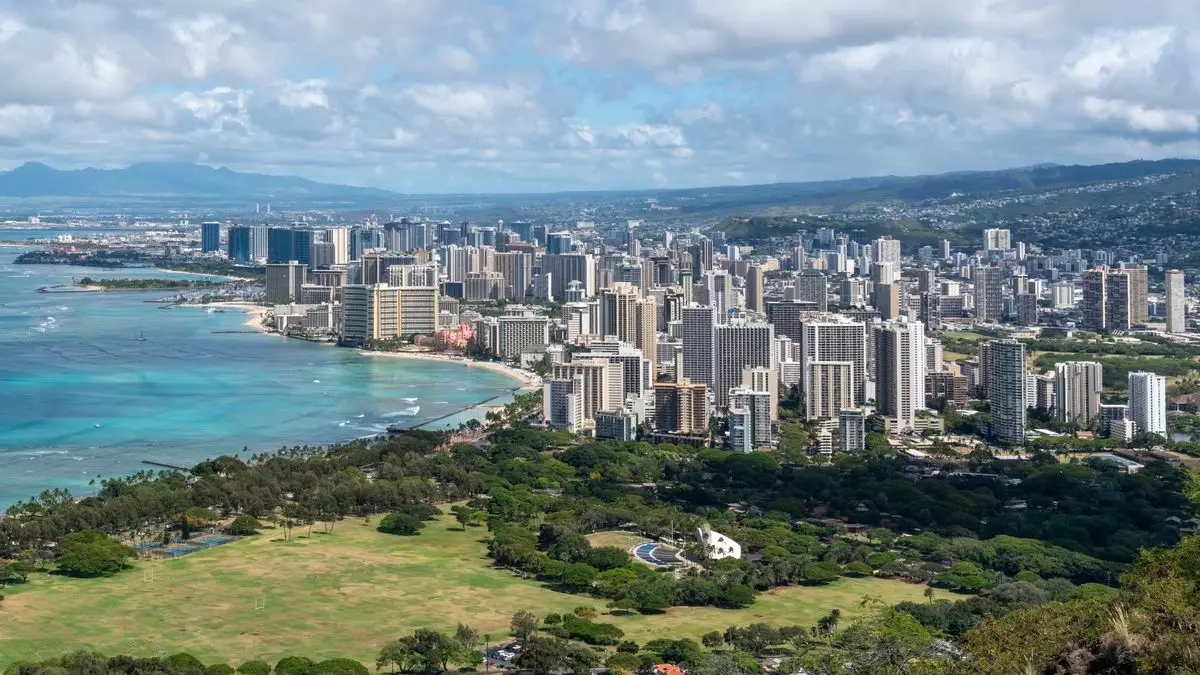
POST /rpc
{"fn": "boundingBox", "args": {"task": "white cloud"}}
[0,0,1197,191]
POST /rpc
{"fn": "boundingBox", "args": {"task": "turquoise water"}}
[0,231,518,507]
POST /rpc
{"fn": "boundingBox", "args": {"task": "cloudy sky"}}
[2,0,1198,192]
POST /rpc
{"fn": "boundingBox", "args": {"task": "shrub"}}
[842,561,873,577]
[801,562,841,585]
[312,659,368,675]
[206,665,236,675]
[167,654,205,671]
[274,657,315,675]
[377,513,424,536]
[237,661,271,675]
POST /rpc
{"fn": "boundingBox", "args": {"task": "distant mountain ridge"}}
[1,158,1198,211]
[0,162,397,201]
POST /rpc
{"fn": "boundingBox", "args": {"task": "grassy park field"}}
[0,511,935,668]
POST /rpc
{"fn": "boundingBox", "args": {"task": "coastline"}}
[174,301,270,332]
[155,268,257,282]
[360,349,542,390]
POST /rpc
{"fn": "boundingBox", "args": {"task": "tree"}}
[516,637,568,675]
[206,665,236,675]
[55,531,135,578]
[701,631,724,649]
[376,642,418,674]
[510,610,539,640]
[454,623,480,650]
[451,505,482,531]
[399,629,458,672]
[561,563,598,591]
[228,516,262,536]
[377,513,424,536]
[563,644,601,675]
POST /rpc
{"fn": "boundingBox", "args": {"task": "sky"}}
[1,0,1199,193]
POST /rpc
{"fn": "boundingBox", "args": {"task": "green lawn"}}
[0,512,934,668]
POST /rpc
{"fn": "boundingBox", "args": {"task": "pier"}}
[141,460,193,472]
[388,388,521,432]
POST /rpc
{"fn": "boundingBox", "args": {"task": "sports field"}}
[0,512,935,668]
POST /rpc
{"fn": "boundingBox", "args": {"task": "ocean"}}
[0,230,519,507]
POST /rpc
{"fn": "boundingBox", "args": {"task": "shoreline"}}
[154,268,257,282]
[174,301,270,332]
[360,349,542,389]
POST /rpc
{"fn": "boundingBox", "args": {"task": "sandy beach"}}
[360,349,542,389]
[176,302,270,332]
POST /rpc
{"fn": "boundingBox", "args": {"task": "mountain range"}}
[2,158,1199,213]
[0,162,396,203]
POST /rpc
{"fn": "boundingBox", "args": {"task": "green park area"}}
[0,511,932,669]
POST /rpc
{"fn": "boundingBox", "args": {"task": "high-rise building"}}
[791,271,829,312]
[495,251,532,299]
[1081,267,1108,332]
[265,261,306,304]
[985,340,1027,443]
[309,242,336,269]
[766,299,821,343]
[1166,269,1186,333]
[552,359,623,423]
[200,222,221,253]
[874,236,901,265]
[1052,282,1075,309]
[839,277,868,308]
[598,283,658,376]
[227,226,252,263]
[1128,371,1167,437]
[465,271,506,301]
[1015,293,1039,326]
[873,320,926,433]
[267,228,312,266]
[546,232,573,255]
[543,253,596,299]
[806,361,854,421]
[544,377,585,432]
[342,283,439,344]
[1107,270,1132,331]
[973,265,1003,323]
[496,315,552,359]
[745,264,765,313]
[1121,264,1148,325]
[342,284,398,345]
[1054,361,1103,425]
[653,378,709,435]
[799,316,868,404]
[713,320,774,409]
[325,228,350,265]
[727,387,772,452]
[838,409,866,453]
[681,304,715,387]
[984,228,1012,251]
[874,282,901,320]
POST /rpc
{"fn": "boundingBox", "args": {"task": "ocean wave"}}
[385,406,421,417]
[21,449,71,457]
[400,397,419,403]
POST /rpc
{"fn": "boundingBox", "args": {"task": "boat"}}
[137,331,146,342]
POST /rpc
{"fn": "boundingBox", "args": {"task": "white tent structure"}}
[696,523,741,560]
